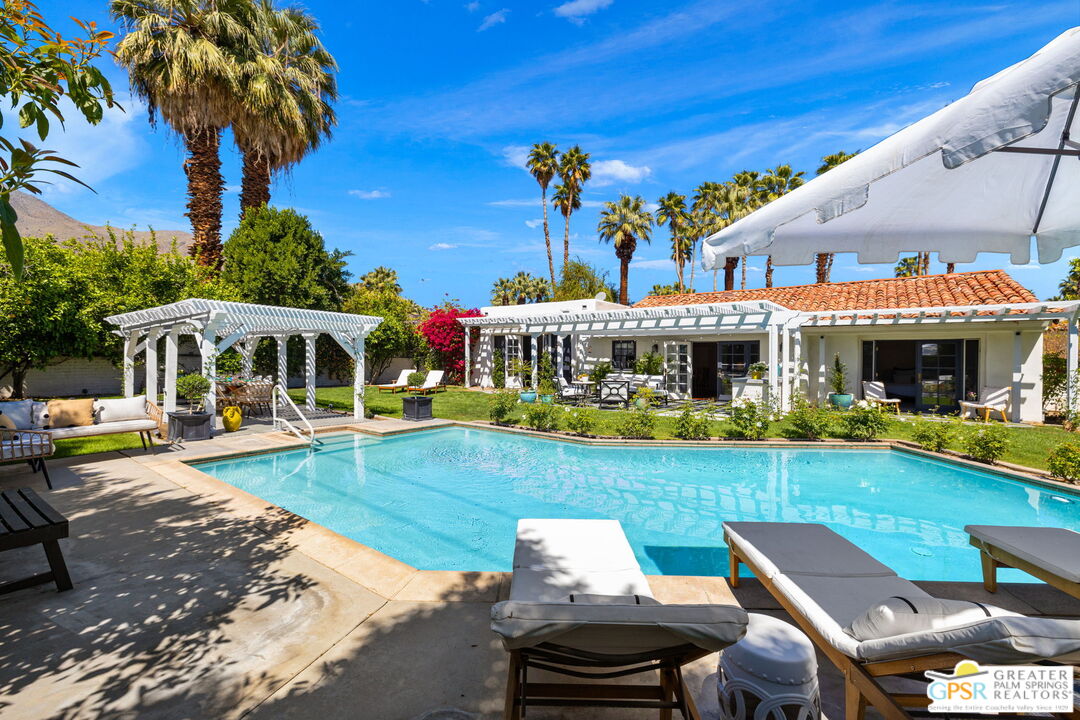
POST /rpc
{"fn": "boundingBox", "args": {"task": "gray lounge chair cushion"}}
[509,567,653,603]
[857,615,1080,664]
[846,596,1019,641]
[724,522,895,579]
[491,600,748,654]
[966,525,1080,584]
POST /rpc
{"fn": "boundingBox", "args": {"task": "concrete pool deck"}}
[1,421,1078,719]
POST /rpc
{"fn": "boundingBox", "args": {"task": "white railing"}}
[272,385,316,444]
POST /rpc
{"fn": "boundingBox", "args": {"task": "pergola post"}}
[781,325,793,411]
[530,334,538,388]
[277,336,289,396]
[144,329,160,403]
[767,322,779,408]
[354,336,366,420]
[556,334,565,381]
[164,328,180,412]
[817,334,827,405]
[240,337,258,379]
[1067,316,1078,417]
[792,327,803,407]
[304,334,317,411]
[1011,330,1022,423]
[198,330,217,428]
[464,331,472,388]
[123,332,139,398]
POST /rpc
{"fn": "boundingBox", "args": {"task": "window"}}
[493,335,505,354]
[718,341,759,376]
[612,340,636,371]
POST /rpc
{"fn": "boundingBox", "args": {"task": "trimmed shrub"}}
[728,398,771,440]
[614,408,656,439]
[840,400,890,441]
[488,389,519,424]
[522,403,560,432]
[588,361,612,384]
[673,402,712,440]
[910,417,959,453]
[537,353,556,396]
[963,423,1010,464]
[492,349,505,389]
[407,370,425,387]
[564,406,599,436]
[785,400,831,440]
[634,351,664,375]
[1048,442,1080,483]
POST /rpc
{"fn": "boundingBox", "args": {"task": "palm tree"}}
[692,181,724,290]
[552,183,580,268]
[895,252,931,277]
[112,0,253,270]
[718,180,757,290]
[359,266,401,294]
[814,151,857,282]
[759,165,805,287]
[598,195,653,305]
[557,145,591,266]
[656,192,690,291]
[231,0,337,216]
[491,277,516,305]
[525,275,552,303]
[526,142,559,287]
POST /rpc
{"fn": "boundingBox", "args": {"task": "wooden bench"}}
[0,488,72,594]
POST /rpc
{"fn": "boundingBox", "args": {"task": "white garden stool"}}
[718,613,821,720]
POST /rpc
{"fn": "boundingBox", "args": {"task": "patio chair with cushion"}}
[862,381,901,414]
[556,377,587,404]
[723,521,1080,720]
[959,386,1009,422]
[407,369,447,395]
[376,368,415,394]
[0,400,55,488]
[492,519,748,720]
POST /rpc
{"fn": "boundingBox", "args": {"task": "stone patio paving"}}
[1,421,1077,720]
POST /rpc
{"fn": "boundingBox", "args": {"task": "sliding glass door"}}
[916,340,959,411]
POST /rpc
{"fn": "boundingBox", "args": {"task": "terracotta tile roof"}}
[632,270,1037,311]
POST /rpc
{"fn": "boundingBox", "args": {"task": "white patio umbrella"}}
[702,27,1080,269]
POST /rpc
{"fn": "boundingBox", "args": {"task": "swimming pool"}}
[193,427,1080,581]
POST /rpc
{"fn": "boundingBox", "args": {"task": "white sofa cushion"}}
[0,436,52,458]
[846,596,1019,642]
[96,395,148,424]
[49,418,157,439]
[0,400,36,430]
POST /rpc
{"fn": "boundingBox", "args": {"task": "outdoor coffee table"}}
[966,524,1080,599]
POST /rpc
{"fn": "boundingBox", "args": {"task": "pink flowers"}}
[418,305,480,383]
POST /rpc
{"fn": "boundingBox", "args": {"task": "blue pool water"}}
[193,427,1080,580]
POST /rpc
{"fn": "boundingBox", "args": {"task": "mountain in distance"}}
[9,191,192,254]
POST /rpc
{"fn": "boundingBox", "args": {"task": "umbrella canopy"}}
[702,27,1080,270]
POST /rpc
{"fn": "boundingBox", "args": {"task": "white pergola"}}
[106,299,382,423]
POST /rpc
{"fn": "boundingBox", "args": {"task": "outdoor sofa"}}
[723,521,1080,720]
[491,518,747,719]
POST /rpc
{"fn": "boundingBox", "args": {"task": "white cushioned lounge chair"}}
[407,369,446,395]
[967,524,1080,600]
[959,386,1009,422]
[862,381,901,413]
[723,522,1080,720]
[376,368,414,394]
[492,519,747,720]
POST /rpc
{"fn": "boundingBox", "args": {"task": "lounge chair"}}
[376,368,414,394]
[862,381,901,414]
[723,521,1080,720]
[492,519,747,720]
[407,369,446,395]
[959,386,1009,422]
[556,377,587,404]
[967,525,1080,600]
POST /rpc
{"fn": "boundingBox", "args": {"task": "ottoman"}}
[718,613,820,720]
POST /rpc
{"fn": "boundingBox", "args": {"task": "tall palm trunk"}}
[723,257,738,291]
[765,256,774,287]
[541,186,555,287]
[240,150,272,217]
[740,254,747,290]
[616,239,635,305]
[688,239,697,292]
[184,127,224,270]
[946,262,955,274]
[562,212,572,276]
[815,252,832,283]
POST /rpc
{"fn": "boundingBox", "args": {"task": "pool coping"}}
[138,417,1080,603]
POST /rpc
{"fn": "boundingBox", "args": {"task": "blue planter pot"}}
[829,393,854,409]
[519,391,537,404]
[539,394,554,404]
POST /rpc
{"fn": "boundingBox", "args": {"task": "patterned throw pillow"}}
[45,398,96,428]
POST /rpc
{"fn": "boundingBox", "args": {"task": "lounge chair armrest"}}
[0,428,54,459]
[145,400,167,437]
[857,615,1080,664]
[491,600,747,652]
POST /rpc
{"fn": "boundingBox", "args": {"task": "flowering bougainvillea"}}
[418,303,481,383]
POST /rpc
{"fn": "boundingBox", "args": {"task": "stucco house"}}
[460,271,1080,423]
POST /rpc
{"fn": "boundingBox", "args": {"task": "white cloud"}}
[592,159,652,186]
[501,145,530,170]
[348,189,391,199]
[430,242,458,250]
[465,1,480,10]
[525,219,543,229]
[554,0,614,23]
[478,8,509,31]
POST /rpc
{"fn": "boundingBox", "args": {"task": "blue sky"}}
[32,0,1080,305]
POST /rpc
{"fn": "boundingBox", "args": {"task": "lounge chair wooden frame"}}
[969,535,1080,601]
[503,642,707,720]
[0,429,55,489]
[862,381,901,414]
[725,534,964,720]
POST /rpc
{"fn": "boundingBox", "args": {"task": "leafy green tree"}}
[527,142,559,286]
[0,1,117,278]
[557,145,591,266]
[649,283,680,296]
[554,258,617,302]
[221,205,350,310]
[598,195,653,305]
[343,287,423,380]
[1056,258,1080,300]
[814,151,857,282]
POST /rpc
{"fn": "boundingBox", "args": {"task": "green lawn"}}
[290,386,1077,473]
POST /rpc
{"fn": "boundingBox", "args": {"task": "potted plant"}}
[828,353,854,408]
[511,358,537,403]
[748,362,768,380]
[537,354,556,403]
[168,373,214,441]
[633,385,655,409]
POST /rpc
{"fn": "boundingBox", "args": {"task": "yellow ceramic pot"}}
[222,406,243,432]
